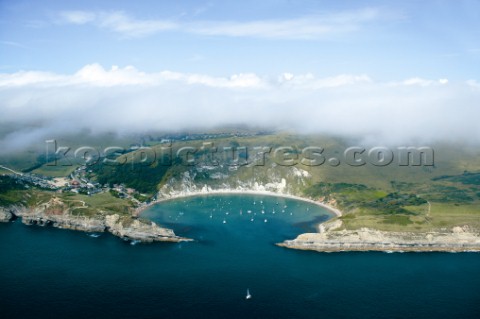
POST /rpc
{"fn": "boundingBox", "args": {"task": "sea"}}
[1,194,479,319]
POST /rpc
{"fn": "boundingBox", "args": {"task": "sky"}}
[1,0,480,152]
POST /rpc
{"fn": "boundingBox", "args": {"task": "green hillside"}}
[2,132,479,232]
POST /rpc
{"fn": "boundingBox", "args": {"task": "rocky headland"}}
[278,220,480,252]
[0,203,191,243]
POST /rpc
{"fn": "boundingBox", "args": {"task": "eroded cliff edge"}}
[278,220,480,252]
[0,203,191,243]
[0,207,14,222]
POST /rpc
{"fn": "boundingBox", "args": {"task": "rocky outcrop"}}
[278,225,480,252]
[23,213,106,232]
[0,207,13,222]
[105,214,191,243]
[13,206,105,232]
[7,204,189,243]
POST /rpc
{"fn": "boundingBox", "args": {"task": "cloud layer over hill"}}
[1,64,479,153]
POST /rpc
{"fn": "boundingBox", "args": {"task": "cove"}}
[0,194,479,319]
[141,193,333,245]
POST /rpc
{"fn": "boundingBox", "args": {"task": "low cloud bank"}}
[1,64,479,153]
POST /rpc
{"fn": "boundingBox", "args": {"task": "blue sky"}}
[1,0,480,151]
[1,0,479,80]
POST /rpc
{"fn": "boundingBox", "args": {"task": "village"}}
[1,164,146,206]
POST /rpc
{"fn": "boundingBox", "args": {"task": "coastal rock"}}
[319,219,342,233]
[52,215,106,232]
[16,206,106,232]
[105,214,191,243]
[0,207,13,222]
[10,204,189,243]
[278,226,480,252]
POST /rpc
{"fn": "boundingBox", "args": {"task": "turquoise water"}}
[1,194,479,318]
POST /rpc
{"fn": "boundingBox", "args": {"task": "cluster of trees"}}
[92,158,172,194]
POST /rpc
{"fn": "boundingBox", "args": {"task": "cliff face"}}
[105,214,190,243]
[6,204,189,243]
[18,206,106,232]
[158,166,312,200]
[278,223,480,252]
[0,207,13,222]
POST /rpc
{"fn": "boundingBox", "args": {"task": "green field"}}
[31,164,79,177]
[58,192,134,217]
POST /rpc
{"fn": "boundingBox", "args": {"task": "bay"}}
[1,194,479,318]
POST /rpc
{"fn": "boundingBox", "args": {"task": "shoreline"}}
[137,192,480,253]
[0,205,191,244]
[135,189,343,219]
[277,226,480,253]
[276,243,480,253]
[4,190,480,252]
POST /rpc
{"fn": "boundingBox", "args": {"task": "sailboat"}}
[246,289,252,300]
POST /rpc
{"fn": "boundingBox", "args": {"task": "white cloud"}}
[0,64,266,89]
[188,18,334,39]
[278,74,372,88]
[466,79,480,89]
[0,64,479,153]
[0,70,67,86]
[59,11,96,24]
[157,70,264,88]
[57,8,384,39]
[58,11,178,37]
[73,64,150,86]
[189,8,380,39]
[387,77,450,87]
[96,11,177,37]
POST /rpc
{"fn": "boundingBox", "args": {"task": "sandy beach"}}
[135,189,343,219]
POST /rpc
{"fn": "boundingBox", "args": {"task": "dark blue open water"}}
[1,194,479,318]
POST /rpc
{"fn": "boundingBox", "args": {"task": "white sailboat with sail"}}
[246,289,252,300]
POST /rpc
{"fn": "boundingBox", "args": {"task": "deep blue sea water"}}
[1,194,479,319]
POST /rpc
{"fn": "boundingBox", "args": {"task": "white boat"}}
[246,289,252,300]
